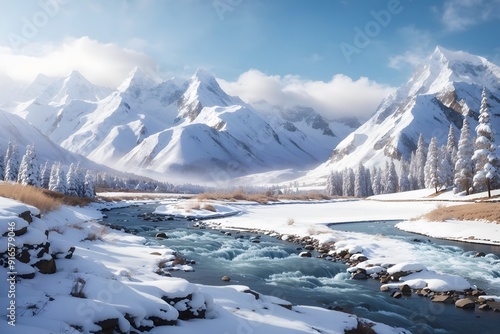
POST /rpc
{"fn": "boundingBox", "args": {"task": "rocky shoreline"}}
[192,220,500,314]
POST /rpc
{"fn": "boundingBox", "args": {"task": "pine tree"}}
[66,163,78,196]
[363,168,373,197]
[408,152,418,190]
[472,88,499,197]
[398,159,411,192]
[354,163,365,197]
[76,164,86,197]
[441,125,457,187]
[0,146,4,180]
[17,145,40,187]
[84,170,96,198]
[49,162,67,194]
[342,168,355,197]
[4,140,20,182]
[326,172,335,196]
[424,137,440,193]
[454,117,474,195]
[415,134,426,189]
[371,167,382,195]
[384,160,398,194]
[40,161,51,189]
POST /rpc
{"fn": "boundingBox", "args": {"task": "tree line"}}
[326,88,499,198]
[0,142,187,197]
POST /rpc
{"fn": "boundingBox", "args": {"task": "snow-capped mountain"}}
[0,109,108,171]
[305,46,500,185]
[7,68,353,183]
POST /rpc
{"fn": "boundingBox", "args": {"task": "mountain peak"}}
[431,46,486,66]
[118,67,157,94]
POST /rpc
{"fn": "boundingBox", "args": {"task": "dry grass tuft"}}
[196,190,331,204]
[0,182,62,213]
[84,225,108,241]
[287,218,295,226]
[202,203,217,212]
[0,182,94,213]
[422,203,500,223]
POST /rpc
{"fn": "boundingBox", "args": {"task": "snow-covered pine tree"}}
[50,162,67,194]
[415,134,426,189]
[66,163,78,196]
[398,159,411,192]
[472,88,499,197]
[363,168,373,197]
[326,172,335,196]
[17,145,41,187]
[40,161,51,189]
[439,145,453,188]
[384,160,398,194]
[76,164,86,197]
[330,171,343,196]
[454,117,474,195]
[4,140,20,182]
[408,152,418,190]
[84,170,96,198]
[354,163,365,197]
[0,146,4,180]
[342,168,355,197]
[424,137,440,193]
[371,167,382,195]
[440,125,457,187]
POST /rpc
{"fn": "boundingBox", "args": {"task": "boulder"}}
[299,251,312,258]
[156,232,168,239]
[18,210,33,223]
[221,276,231,282]
[380,286,390,292]
[455,298,475,309]
[473,252,486,258]
[351,268,367,280]
[399,284,412,296]
[431,295,455,304]
[479,304,492,311]
[94,318,119,333]
[391,291,403,299]
[34,258,57,274]
[304,245,315,251]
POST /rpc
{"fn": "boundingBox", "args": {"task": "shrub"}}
[287,218,295,226]
[202,203,217,212]
[70,277,87,298]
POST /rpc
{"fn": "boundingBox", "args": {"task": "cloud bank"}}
[219,69,394,121]
[0,36,157,88]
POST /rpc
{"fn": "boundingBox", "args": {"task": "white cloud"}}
[388,26,433,71]
[441,0,500,31]
[0,36,157,88]
[218,69,395,121]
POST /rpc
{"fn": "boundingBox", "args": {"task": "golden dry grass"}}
[0,182,94,213]
[423,203,500,223]
[196,190,331,204]
[0,182,62,213]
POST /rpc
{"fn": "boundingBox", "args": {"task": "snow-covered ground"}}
[2,187,499,333]
[0,196,411,334]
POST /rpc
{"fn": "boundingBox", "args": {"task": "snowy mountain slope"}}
[0,109,109,171]
[8,68,352,182]
[304,46,500,185]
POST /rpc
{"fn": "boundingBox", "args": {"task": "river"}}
[104,203,500,334]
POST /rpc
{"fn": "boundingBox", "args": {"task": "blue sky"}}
[0,0,499,119]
